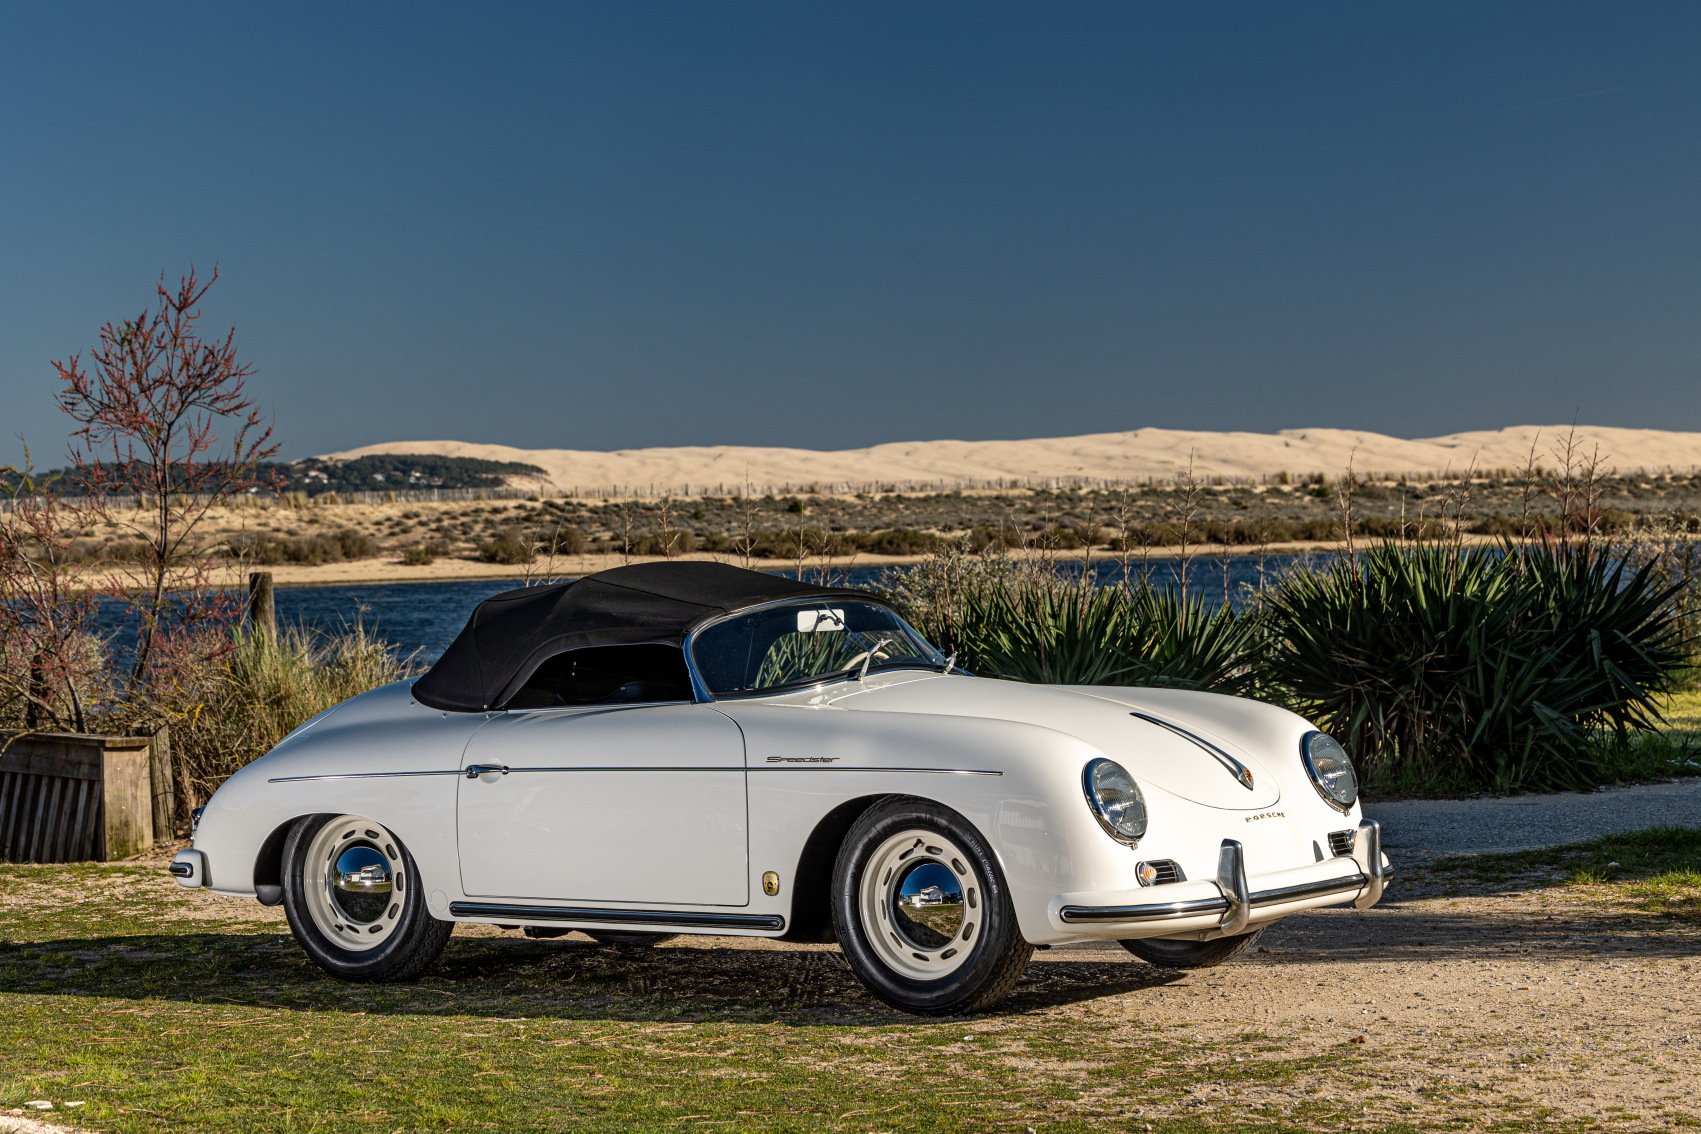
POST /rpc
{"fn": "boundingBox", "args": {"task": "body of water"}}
[253,553,1322,663]
[81,553,1326,665]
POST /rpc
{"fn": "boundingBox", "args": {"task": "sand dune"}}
[324,425,1701,497]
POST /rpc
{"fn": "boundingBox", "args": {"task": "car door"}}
[456,702,749,906]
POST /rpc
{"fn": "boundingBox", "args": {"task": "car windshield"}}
[690,600,948,697]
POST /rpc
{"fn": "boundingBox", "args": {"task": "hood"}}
[818,673,1282,809]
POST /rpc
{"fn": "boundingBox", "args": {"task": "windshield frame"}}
[683,597,948,701]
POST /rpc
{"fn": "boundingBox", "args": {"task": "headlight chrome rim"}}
[1082,757,1148,846]
[1301,731,1359,813]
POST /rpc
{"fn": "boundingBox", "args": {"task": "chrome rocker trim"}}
[448,901,785,932]
[1057,819,1386,926]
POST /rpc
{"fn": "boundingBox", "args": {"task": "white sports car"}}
[173,562,1389,1015]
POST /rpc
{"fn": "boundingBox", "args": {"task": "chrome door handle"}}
[465,763,510,779]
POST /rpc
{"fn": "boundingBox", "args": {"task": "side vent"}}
[1327,830,1355,858]
[1136,859,1184,886]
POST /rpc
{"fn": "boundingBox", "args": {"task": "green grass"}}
[1600,686,1701,783]
[0,865,1372,1134]
[1430,827,1701,921]
[2,861,1691,1132]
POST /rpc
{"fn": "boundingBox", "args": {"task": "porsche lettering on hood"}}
[824,676,1282,810]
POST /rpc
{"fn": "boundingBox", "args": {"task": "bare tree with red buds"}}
[0,458,106,733]
[53,266,279,691]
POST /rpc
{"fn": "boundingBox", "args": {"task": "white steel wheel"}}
[858,828,980,981]
[300,816,408,951]
[281,812,452,982]
[832,798,1033,1016]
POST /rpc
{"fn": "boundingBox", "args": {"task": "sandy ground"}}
[142,862,1698,1131]
[110,775,1701,1132]
[328,424,1701,496]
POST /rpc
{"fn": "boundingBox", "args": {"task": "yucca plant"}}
[1263,543,1688,795]
[1122,586,1265,696]
[895,555,1261,692]
[942,575,1139,685]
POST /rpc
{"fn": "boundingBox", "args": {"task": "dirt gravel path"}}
[1367,777,1701,855]
[1035,877,1700,1130]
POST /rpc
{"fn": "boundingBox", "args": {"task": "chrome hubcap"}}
[892,861,965,948]
[859,828,981,980]
[302,816,406,952]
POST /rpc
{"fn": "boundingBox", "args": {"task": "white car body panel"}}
[182,664,1384,947]
[457,703,748,905]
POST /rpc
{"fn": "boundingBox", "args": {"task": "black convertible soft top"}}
[411,561,873,712]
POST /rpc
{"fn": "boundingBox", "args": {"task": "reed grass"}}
[158,624,418,808]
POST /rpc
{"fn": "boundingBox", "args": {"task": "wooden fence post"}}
[149,723,175,844]
[248,571,276,639]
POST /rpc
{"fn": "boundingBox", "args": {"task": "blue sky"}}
[1,2,1698,465]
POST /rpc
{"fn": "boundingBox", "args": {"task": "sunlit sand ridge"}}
[326,425,1701,497]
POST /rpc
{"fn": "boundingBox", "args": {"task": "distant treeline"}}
[1,454,547,498]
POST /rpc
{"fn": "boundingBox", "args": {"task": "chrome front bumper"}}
[169,848,208,888]
[1056,819,1389,931]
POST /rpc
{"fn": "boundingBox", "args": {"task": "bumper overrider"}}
[1052,819,1389,936]
[170,848,208,888]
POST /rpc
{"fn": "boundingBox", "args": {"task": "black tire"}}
[584,930,678,948]
[281,813,453,982]
[832,798,1033,1016]
[1119,927,1264,969]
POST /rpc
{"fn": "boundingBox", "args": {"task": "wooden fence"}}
[0,731,159,863]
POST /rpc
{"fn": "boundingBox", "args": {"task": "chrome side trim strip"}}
[274,765,1002,783]
[1129,711,1257,791]
[750,766,1002,776]
[504,766,745,774]
[267,770,463,784]
[485,766,1003,776]
[448,901,785,932]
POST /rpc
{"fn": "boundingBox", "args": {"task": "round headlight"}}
[1083,758,1148,845]
[1301,732,1359,812]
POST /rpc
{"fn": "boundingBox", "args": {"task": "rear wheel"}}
[1119,928,1264,969]
[832,799,1032,1015]
[281,814,452,981]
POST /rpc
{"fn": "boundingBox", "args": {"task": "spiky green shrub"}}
[889,552,1261,692]
[938,574,1141,685]
[1123,585,1266,695]
[1262,543,1688,794]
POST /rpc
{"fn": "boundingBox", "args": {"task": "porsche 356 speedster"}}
[172,562,1388,1014]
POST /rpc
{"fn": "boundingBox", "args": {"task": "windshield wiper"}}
[856,637,896,681]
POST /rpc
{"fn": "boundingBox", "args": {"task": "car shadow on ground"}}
[4,894,1695,1026]
[0,931,1184,1025]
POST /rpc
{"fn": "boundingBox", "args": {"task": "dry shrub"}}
[158,624,418,805]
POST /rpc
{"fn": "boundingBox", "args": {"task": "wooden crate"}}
[0,732,156,863]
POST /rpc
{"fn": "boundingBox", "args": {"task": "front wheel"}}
[832,799,1033,1015]
[1119,928,1264,969]
[281,813,453,981]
